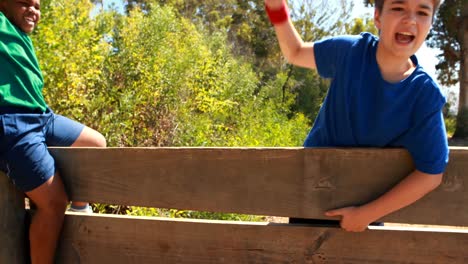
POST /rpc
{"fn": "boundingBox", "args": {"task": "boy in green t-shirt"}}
[0,0,106,262]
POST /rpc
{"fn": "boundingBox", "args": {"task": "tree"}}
[33,1,312,217]
[346,17,377,35]
[427,0,468,138]
[32,0,110,127]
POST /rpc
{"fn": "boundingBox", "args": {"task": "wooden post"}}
[0,172,27,263]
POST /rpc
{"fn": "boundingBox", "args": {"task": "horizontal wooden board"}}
[56,213,468,264]
[50,147,468,226]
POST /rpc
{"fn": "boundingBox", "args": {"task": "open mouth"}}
[395,32,415,44]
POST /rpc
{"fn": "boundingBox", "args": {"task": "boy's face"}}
[0,0,41,33]
[374,0,433,58]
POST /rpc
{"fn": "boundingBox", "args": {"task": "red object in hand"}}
[265,0,289,25]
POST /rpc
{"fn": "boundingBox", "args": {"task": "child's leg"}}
[69,126,106,211]
[1,111,70,263]
[70,126,106,148]
[25,174,68,264]
[46,113,106,211]
[45,114,106,149]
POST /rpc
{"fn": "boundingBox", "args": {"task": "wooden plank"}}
[50,147,468,226]
[0,172,27,264]
[56,213,468,264]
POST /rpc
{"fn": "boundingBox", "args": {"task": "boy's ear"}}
[374,9,382,30]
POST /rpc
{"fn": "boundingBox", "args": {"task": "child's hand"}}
[325,206,372,232]
[265,0,285,10]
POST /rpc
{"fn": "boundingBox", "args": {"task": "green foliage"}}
[346,17,378,35]
[159,0,356,125]
[93,203,130,214]
[30,1,314,218]
[30,0,359,219]
[128,207,264,222]
[91,4,187,146]
[32,0,110,126]
[445,114,457,138]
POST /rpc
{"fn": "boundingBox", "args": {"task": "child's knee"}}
[73,127,107,147]
[29,190,69,214]
[95,132,107,148]
[45,195,69,214]
[90,132,106,148]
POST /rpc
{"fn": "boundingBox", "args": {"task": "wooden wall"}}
[0,174,26,263]
[51,147,468,225]
[2,148,467,263]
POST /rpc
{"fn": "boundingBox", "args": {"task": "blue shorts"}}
[0,107,84,192]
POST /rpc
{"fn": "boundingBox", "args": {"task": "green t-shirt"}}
[0,12,47,112]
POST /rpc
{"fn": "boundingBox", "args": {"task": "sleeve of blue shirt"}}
[400,79,449,174]
[313,35,359,79]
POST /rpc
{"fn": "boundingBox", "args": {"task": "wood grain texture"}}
[56,213,468,264]
[49,147,468,226]
[0,173,27,264]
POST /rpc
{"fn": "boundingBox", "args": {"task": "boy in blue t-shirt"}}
[0,0,106,262]
[265,0,448,232]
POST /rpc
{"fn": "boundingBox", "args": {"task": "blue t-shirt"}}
[304,32,449,174]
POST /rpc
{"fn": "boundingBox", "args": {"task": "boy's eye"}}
[417,11,430,16]
[391,7,404,12]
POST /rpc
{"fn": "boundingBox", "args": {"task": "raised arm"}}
[265,0,317,69]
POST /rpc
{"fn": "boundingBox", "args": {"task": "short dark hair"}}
[374,0,442,15]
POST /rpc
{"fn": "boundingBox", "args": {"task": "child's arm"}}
[265,0,317,69]
[326,170,443,232]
